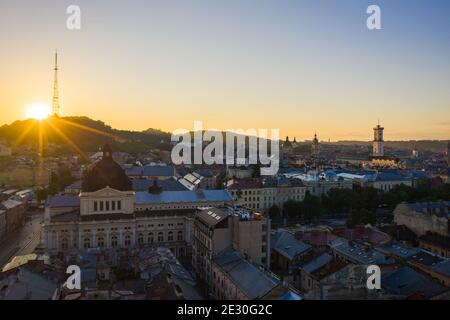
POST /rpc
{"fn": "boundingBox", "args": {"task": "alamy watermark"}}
[66,5,81,30]
[367,5,381,30]
[366,265,381,290]
[66,265,81,290]
[171,121,280,175]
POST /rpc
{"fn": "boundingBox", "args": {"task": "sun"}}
[26,102,51,120]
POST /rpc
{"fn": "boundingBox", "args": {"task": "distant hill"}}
[0,116,172,156]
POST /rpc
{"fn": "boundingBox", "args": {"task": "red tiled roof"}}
[332,226,388,245]
[295,231,338,247]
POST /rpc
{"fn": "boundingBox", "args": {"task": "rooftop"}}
[271,230,312,260]
[134,189,232,205]
[213,248,279,299]
[331,238,395,265]
[382,266,448,299]
[46,195,80,208]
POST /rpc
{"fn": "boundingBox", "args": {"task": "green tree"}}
[283,200,301,219]
[300,193,323,221]
[268,204,281,219]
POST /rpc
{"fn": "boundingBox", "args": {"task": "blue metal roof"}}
[46,195,80,208]
[134,189,232,205]
[142,165,174,177]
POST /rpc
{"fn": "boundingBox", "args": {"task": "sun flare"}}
[26,103,51,120]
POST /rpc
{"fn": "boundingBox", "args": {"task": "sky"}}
[0,0,449,141]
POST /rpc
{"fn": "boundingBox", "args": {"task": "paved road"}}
[0,212,44,269]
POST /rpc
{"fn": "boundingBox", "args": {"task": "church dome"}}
[81,144,132,192]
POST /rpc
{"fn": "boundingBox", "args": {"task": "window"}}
[168,231,174,241]
[111,236,118,248]
[97,237,105,248]
[84,238,91,249]
[138,233,144,245]
[94,202,98,212]
[61,238,69,250]
[117,201,122,210]
[177,231,183,241]
[112,201,116,211]
[148,233,154,243]
[106,201,110,211]
[158,232,164,242]
[100,201,104,211]
[124,235,131,246]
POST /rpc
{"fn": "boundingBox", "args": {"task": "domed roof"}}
[81,144,132,192]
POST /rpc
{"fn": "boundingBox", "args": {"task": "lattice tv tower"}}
[52,51,60,116]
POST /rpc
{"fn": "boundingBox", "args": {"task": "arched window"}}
[138,233,144,245]
[125,234,131,246]
[111,236,118,248]
[84,237,91,249]
[177,231,183,241]
[61,238,69,250]
[148,233,154,244]
[168,231,174,242]
[157,232,164,242]
[97,237,105,248]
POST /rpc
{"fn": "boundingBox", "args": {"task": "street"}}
[0,212,44,270]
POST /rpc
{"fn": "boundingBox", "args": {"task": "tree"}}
[283,200,301,219]
[268,204,281,219]
[36,188,48,202]
[300,193,323,221]
[346,208,376,228]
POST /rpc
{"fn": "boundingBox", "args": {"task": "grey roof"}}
[382,266,448,299]
[1,268,57,300]
[331,239,395,265]
[300,252,333,274]
[406,250,446,267]
[375,242,421,259]
[46,195,80,208]
[196,207,229,226]
[213,249,279,299]
[66,180,82,189]
[0,199,23,210]
[134,190,232,205]
[403,201,450,218]
[271,230,312,260]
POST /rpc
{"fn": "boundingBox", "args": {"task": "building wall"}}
[394,203,449,237]
[419,241,450,258]
[43,215,193,258]
[229,186,307,212]
[304,180,353,197]
[370,180,413,192]
[0,210,6,240]
[4,201,26,233]
[211,262,248,300]
[192,210,271,288]
[231,215,270,268]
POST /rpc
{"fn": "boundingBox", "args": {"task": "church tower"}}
[312,133,319,156]
[373,123,384,157]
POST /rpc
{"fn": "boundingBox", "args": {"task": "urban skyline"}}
[1,0,450,140]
